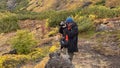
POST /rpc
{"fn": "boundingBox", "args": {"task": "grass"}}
[0,11,19,33]
[78,30,95,39]
[80,5,120,18]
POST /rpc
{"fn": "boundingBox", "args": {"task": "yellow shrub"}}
[0,55,30,68]
[0,47,51,68]
[49,46,57,53]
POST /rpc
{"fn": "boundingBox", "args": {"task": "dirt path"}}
[73,39,120,68]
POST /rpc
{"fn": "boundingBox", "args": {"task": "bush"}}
[0,16,19,33]
[0,55,30,68]
[47,10,76,27]
[10,30,37,54]
[73,16,94,32]
[80,5,120,18]
[0,11,19,33]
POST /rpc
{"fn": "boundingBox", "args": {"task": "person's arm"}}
[59,27,63,34]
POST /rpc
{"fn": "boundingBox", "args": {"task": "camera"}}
[59,21,67,28]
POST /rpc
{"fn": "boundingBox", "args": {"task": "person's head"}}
[66,17,74,26]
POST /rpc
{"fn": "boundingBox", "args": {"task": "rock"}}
[96,24,108,32]
[2,49,17,55]
[82,1,92,8]
[7,0,16,11]
[45,52,74,68]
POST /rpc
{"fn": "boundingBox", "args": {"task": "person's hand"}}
[60,21,64,25]
[59,21,67,28]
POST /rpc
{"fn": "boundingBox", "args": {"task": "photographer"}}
[59,17,78,61]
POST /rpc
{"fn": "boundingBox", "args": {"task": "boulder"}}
[45,52,74,68]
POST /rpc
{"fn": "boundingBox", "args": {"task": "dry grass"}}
[106,0,120,7]
[0,32,16,56]
[34,57,49,68]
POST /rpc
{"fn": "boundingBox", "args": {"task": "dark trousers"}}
[68,52,74,61]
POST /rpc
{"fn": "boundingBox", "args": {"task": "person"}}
[59,17,78,61]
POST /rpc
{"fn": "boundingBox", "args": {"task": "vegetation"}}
[1,1,120,67]
[80,5,120,18]
[0,5,120,33]
[0,12,19,33]
[0,0,7,10]
[73,16,94,32]
[0,43,59,68]
[10,30,37,54]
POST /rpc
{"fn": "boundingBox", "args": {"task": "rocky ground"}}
[33,37,120,68]
[73,39,120,68]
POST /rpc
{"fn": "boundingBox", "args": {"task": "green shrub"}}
[80,5,120,18]
[0,16,19,33]
[48,10,75,27]
[16,10,56,20]
[73,16,94,32]
[10,30,37,54]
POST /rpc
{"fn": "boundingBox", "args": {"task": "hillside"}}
[0,0,120,68]
[0,0,120,12]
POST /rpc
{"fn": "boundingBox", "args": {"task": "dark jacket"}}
[59,22,78,53]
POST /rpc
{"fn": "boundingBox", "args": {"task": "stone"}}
[45,52,74,68]
[7,0,16,11]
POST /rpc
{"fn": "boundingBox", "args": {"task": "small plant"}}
[10,30,37,54]
[49,45,58,53]
[73,16,94,32]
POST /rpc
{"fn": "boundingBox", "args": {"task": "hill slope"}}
[1,0,120,12]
